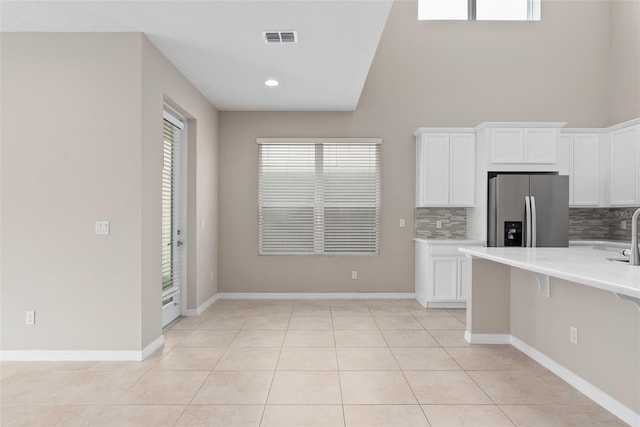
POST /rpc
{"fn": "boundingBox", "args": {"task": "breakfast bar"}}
[459,246,640,426]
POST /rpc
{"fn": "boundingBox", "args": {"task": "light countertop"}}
[458,246,640,299]
[414,238,485,245]
[568,240,631,249]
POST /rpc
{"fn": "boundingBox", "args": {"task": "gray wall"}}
[510,269,640,413]
[610,0,640,124]
[0,33,219,352]
[218,0,619,294]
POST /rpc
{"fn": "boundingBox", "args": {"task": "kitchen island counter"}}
[458,246,640,299]
[459,246,640,426]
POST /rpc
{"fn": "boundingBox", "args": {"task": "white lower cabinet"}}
[415,239,484,308]
[430,257,458,301]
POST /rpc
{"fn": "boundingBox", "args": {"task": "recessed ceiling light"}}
[264,79,279,87]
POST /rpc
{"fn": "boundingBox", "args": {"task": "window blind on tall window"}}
[257,138,381,256]
[162,114,183,292]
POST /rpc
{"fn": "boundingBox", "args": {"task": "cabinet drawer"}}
[429,246,465,256]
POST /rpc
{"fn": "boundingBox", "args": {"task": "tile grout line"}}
[330,304,348,427]
[172,309,247,426]
[258,305,292,426]
[404,310,438,426]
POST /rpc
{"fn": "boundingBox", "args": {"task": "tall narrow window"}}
[258,139,381,255]
[161,110,184,327]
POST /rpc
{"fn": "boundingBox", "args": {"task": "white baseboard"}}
[427,301,466,309]
[141,335,164,360]
[0,350,142,362]
[181,293,220,317]
[0,335,165,362]
[464,331,511,344]
[510,335,639,427]
[216,292,416,300]
[196,293,220,315]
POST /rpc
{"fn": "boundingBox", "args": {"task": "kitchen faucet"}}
[631,207,640,266]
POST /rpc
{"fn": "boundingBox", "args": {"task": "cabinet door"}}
[609,125,639,206]
[559,134,573,203]
[449,133,475,206]
[421,133,450,206]
[429,257,458,301]
[524,128,558,164]
[572,134,600,206]
[457,256,470,301]
[416,136,428,206]
[491,128,524,163]
[414,242,430,307]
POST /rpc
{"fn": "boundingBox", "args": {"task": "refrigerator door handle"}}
[525,196,532,247]
[531,196,537,248]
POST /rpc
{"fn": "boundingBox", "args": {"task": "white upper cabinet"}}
[560,132,602,206]
[490,126,559,164]
[490,128,524,163]
[418,133,450,206]
[524,128,558,163]
[415,129,475,207]
[609,123,640,206]
[449,133,476,205]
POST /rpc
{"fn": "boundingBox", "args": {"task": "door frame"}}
[162,107,188,326]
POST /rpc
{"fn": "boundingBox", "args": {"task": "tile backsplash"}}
[415,207,466,239]
[569,207,639,241]
[415,207,639,241]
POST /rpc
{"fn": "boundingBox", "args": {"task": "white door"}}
[161,111,185,328]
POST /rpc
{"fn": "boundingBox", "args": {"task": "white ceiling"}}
[1,0,393,111]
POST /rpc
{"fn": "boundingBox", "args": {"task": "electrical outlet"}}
[570,326,578,345]
[436,220,442,229]
[621,220,626,230]
[95,220,110,235]
[399,219,405,228]
[25,311,35,326]
[351,271,358,280]
[210,272,214,282]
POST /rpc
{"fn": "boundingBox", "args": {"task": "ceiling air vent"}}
[263,31,298,44]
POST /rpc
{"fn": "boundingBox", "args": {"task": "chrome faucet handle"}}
[621,249,630,257]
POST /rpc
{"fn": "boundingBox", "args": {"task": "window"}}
[257,138,381,255]
[161,110,185,296]
[418,0,540,21]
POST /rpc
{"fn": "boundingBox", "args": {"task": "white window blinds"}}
[161,114,183,291]
[258,139,381,255]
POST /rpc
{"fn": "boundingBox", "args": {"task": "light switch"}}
[95,221,110,235]
[399,219,405,228]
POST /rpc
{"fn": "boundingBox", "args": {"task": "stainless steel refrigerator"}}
[488,174,569,247]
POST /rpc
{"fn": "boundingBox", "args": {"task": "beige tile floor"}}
[0,299,627,426]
